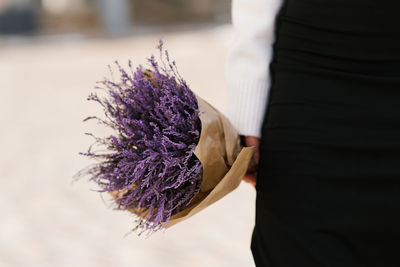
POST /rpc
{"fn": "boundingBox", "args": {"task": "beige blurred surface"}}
[0,26,257,267]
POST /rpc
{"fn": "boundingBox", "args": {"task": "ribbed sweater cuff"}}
[225,78,270,138]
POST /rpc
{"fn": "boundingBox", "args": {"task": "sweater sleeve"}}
[224,0,285,138]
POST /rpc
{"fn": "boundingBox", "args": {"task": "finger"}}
[244,172,256,180]
[243,173,257,186]
[246,177,256,188]
[245,136,260,164]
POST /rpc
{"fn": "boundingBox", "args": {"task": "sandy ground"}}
[0,25,257,267]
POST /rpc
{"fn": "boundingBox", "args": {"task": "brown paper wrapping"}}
[160,95,254,228]
[110,93,255,229]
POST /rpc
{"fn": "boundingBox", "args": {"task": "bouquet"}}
[77,40,256,237]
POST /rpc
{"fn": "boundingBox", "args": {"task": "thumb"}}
[244,136,260,164]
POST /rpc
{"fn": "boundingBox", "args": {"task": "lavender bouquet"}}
[78,40,255,237]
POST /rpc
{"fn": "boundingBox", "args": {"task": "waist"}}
[284,0,400,34]
[274,1,400,74]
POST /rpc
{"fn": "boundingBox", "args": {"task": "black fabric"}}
[251,0,400,266]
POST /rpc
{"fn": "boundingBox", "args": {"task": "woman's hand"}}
[243,136,260,188]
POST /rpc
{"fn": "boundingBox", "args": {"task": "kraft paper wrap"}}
[160,94,255,228]
[109,87,256,229]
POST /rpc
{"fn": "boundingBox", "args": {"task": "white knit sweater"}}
[225,0,285,138]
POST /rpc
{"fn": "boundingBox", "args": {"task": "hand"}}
[243,136,260,188]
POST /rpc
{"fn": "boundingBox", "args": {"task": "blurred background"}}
[0,0,257,267]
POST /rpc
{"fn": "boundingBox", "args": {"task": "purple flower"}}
[78,39,203,236]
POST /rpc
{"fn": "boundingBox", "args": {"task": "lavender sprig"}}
[78,39,203,236]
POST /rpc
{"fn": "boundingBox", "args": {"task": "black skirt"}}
[251,0,400,266]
